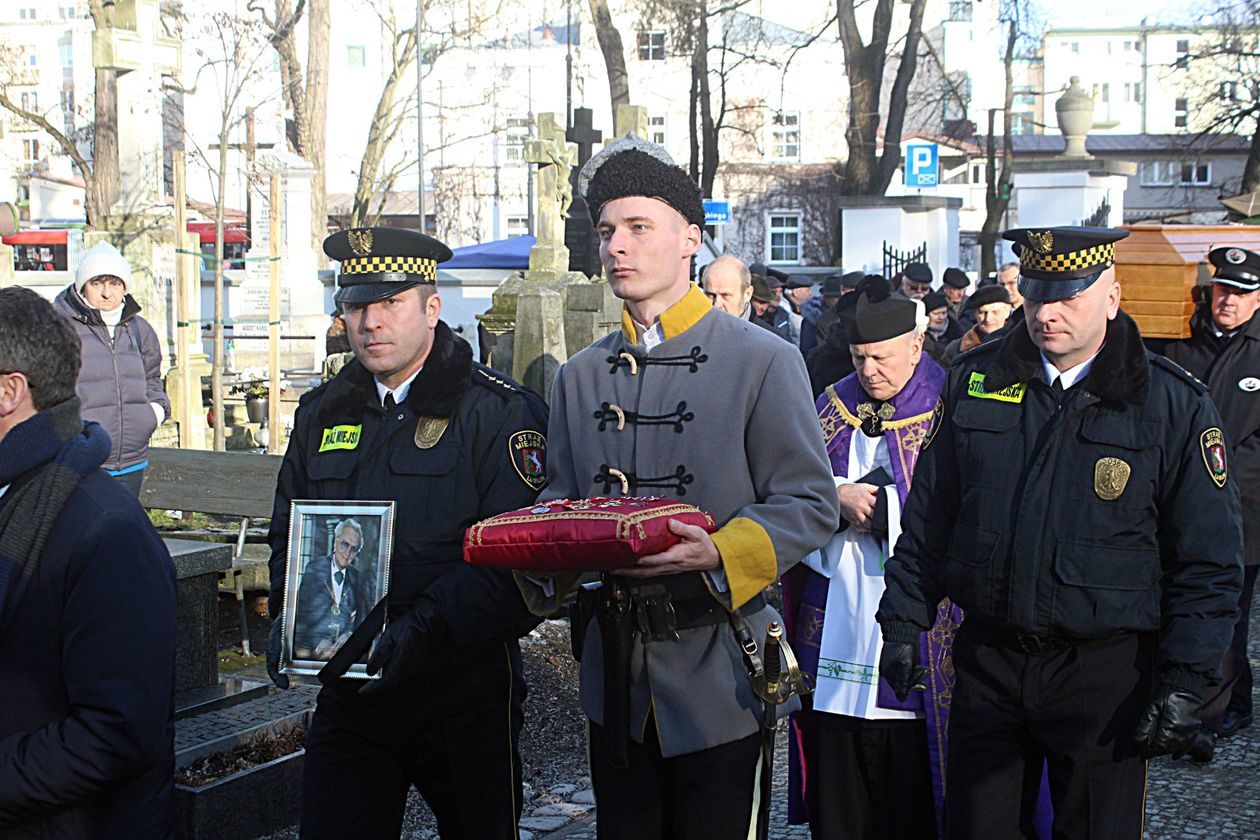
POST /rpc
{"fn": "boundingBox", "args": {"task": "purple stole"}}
[781,357,964,833]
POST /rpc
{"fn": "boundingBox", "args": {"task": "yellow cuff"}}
[710,517,777,610]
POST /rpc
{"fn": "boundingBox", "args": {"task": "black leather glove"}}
[880,640,929,702]
[266,619,290,690]
[359,603,446,697]
[1134,683,1201,759]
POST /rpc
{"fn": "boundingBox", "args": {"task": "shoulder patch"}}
[1201,427,1228,488]
[508,429,547,491]
[1151,355,1208,394]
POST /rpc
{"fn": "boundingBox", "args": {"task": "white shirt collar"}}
[1041,349,1100,391]
[375,366,422,407]
[633,319,663,351]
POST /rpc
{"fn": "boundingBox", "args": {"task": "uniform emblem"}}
[509,430,547,491]
[1239,377,1260,392]
[1093,457,1131,501]
[923,397,945,450]
[1028,230,1055,254]
[348,229,374,256]
[967,372,1026,403]
[318,424,362,452]
[413,416,449,449]
[1226,248,1248,265]
[1201,427,1229,488]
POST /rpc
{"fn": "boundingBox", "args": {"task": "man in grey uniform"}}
[516,136,839,839]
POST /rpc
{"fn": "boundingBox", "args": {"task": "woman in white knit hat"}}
[54,242,169,495]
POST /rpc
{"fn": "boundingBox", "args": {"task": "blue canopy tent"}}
[443,235,534,270]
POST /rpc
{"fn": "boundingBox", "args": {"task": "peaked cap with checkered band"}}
[1002,225,1130,303]
[325,226,453,305]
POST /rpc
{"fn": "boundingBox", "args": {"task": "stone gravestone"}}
[565,107,602,277]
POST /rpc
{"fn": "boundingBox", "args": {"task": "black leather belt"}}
[966,618,1092,657]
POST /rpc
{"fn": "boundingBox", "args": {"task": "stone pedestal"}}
[564,280,621,353]
[167,539,233,695]
[1010,159,1133,230]
[513,288,566,402]
[837,195,962,275]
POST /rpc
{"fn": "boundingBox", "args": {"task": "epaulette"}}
[297,377,333,406]
[955,337,1002,364]
[1150,354,1208,394]
[472,364,523,399]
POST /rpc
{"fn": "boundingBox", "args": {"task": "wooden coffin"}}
[1116,225,1260,339]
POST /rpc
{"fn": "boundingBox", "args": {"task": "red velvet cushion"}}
[464,496,718,573]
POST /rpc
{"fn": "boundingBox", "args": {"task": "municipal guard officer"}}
[265,227,548,840]
[877,226,1243,839]
[1158,245,1260,754]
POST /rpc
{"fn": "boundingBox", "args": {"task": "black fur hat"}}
[580,136,705,229]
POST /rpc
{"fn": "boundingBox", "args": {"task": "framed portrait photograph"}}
[280,500,395,680]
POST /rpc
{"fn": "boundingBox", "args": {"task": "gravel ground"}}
[251,593,1259,839]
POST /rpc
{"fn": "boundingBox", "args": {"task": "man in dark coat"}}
[878,227,1243,839]
[266,227,548,840]
[0,287,176,838]
[1158,245,1260,753]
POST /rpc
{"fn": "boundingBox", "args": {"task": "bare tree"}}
[978,0,1029,278]
[1180,0,1260,196]
[836,0,929,195]
[588,0,631,116]
[248,0,330,253]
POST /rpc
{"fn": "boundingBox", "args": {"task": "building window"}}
[1092,83,1110,103]
[19,91,37,112]
[970,161,985,184]
[1220,81,1238,101]
[60,43,72,66]
[1181,162,1211,185]
[27,52,36,67]
[637,31,666,61]
[767,213,801,264]
[1140,161,1176,186]
[504,116,529,163]
[346,46,365,67]
[770,111,800,160]
[1175,39,1190,69]
[505,215,528,236]
[1070,42,1080,54]
[948,1,972,22]
[648,114,667,145]
[1124,82,1142,103]
[1174,97,1188,128]
[21,139,39,163]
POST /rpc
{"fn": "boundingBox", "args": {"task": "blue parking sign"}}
[703,200,731,226]
[905,144,939,188]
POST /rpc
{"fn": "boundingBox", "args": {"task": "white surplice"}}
[800,430,917,720]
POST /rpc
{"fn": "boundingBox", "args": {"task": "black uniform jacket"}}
[1159,306,1260,566]
[878,311,1243,693]
[268,321,547,652]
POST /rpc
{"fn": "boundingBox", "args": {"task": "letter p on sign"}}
[905,144,939,188]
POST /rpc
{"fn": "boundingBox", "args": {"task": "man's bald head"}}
[703,256,753,316]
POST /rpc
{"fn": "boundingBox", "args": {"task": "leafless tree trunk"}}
[351,25,418,228]
[1245,122,1260,194]
[588,0,631,117]
[88,0,120,223]
[837,0,928,195]
[979,17,1018,278]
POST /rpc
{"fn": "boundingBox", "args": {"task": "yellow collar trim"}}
[620,284,712,343]
[825,385,935,431]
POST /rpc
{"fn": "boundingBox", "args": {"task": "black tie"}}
[1051,377,1064,396]
[334,570,345,586]
[383,393,397,412]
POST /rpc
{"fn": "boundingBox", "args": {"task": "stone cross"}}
[92,0,182,211]
[525,113,578,274]
[565,107,603,277]
[614,104,649,138]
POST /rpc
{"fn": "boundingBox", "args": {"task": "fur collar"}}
[316,320,471,423]
[983,309,1149,407]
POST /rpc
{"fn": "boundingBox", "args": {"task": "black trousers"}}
[1203,564,1259,727]
[588,716,763,840]
[299,643,524,840]
[796,709,936,840]
[946,623,1152,840]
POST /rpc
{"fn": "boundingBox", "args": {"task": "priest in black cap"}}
[1158,244,1260,759]
[784,275,949,839]
[879,226,1243,839]
[265,226,549,839]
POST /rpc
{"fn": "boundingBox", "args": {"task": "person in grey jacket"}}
[516,136,839,840]
[54,242,169,495]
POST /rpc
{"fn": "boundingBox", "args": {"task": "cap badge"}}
[1226,248,1247,265]
[1094,457,1131,501]
[1028,230,1054,255]
[1239,377,1260,392]
[348,229,374,257]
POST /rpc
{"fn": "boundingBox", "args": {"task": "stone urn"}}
[1055,76,1095,158]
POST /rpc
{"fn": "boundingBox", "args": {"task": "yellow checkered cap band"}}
[340,255,438,280]
[1020,243,1115,275]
